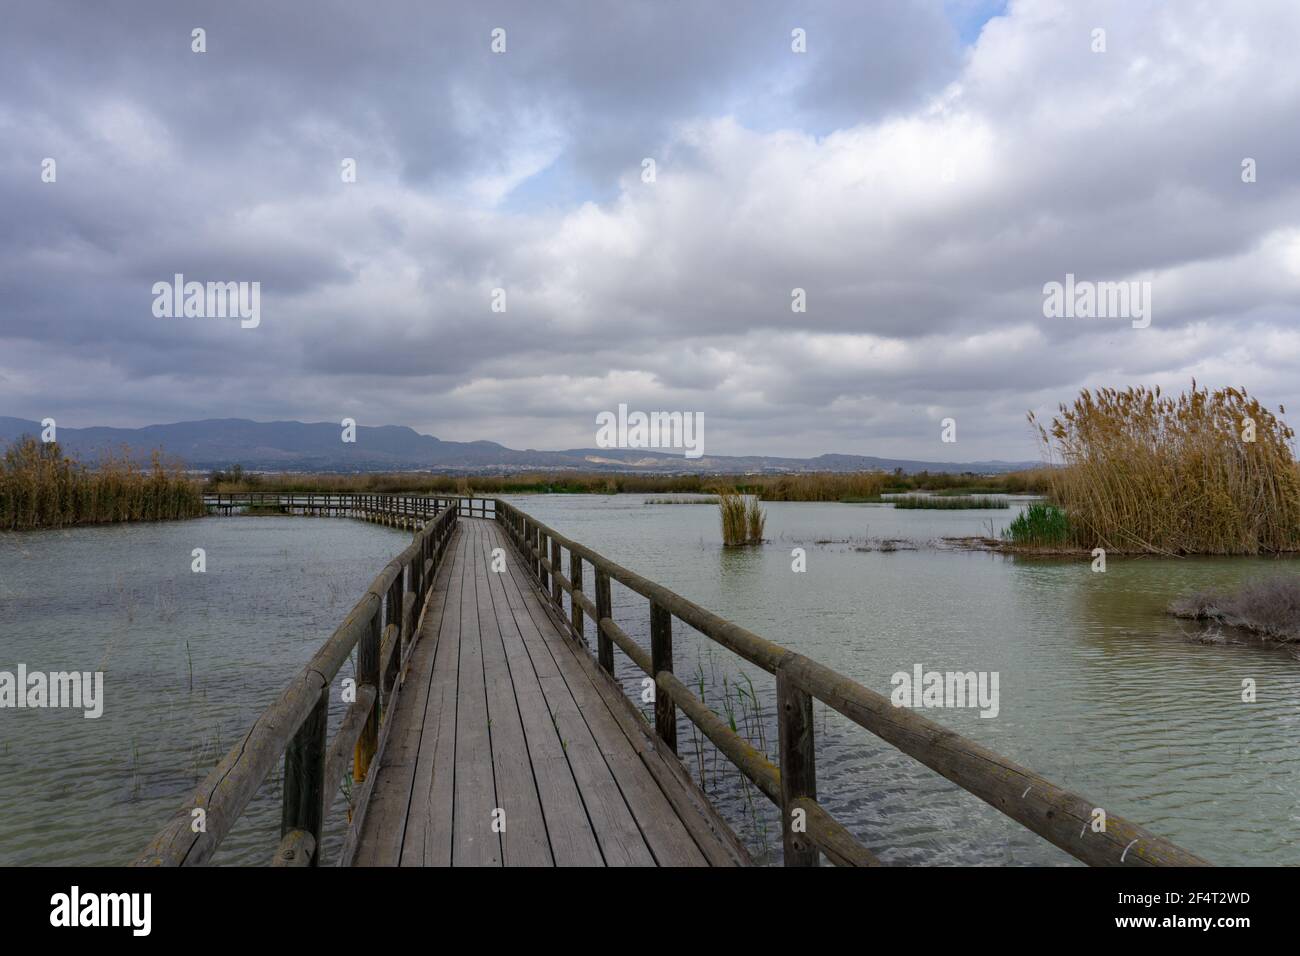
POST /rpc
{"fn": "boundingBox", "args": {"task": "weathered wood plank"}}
[502,541,707,866]
[451,524,501,866]
[472,521,553,866]
[480,527,605,866]
[494,541,656,866]
[525,574,752,866]
[403,528,469,865]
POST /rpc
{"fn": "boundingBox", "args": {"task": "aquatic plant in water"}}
[1003,502,1072,547]
[719,493,765,546]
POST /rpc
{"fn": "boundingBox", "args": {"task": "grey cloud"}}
[2,0,1299,461]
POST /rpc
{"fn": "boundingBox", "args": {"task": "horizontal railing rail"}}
[134,501,460,867]
[491,499,1211,868]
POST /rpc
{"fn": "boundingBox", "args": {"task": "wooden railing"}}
[135,496,461,866]
[203,492,495,520]
[492,499,1211,868]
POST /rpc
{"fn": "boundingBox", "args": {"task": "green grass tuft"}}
[1003,502,1072,546]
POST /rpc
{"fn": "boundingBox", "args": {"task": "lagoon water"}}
[2,498,1298,865]
[0,517,409,866]
[503,495,1300,866]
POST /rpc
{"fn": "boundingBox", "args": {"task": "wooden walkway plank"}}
[492,542,657,866]
[401,527,470,866]
[470,521,554,866]
[477,524,606,866]
[500,540,709,866]
[451,525,502,866]
[508,555,752,866]
[492,530,704,864]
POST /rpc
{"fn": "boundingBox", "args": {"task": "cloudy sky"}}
[3,0,1299,461]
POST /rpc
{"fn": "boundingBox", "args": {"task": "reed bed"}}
[1031,383,1300,554]
[0,437,203,530]
[718,493,766,546]
[736,472,891,502]
[643,496,719,505]
[210,468,1050,501]
[891,495,1009,510]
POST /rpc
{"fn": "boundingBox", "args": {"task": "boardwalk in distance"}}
[348,519,751,867]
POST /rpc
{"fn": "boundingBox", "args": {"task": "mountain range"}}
[0,417,1041,475]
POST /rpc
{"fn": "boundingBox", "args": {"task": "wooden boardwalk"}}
[138,494,1209,869]
[349,518,751,867]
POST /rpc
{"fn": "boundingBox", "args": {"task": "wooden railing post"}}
[777,667,819,866]
[570,553,584,639]
[595,569,614,675]
[650,602,676,754]
[281,684,328,867]
[400,588,415,671]
[354,608,381,782]
[536,527,546,587]
[383,573,403,708]
[551,538,563,606]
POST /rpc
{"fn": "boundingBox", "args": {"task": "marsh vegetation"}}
[1030,383,1300,555]
[1,437,202,530]
[892,495,1009,510]
[1169,576,1300,644]
[205,467,1052,502]
[1003,502,1072,548]
[719,493,766,546]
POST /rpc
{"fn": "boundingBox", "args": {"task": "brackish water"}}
[1,499,1297,866]
[0,517,409,866]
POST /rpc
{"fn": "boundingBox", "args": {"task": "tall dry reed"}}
[1031,382,1300,554]
[1,437,203,530]
[719,493,765,546]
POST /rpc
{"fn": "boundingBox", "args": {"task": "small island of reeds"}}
[1169,576,1300,645]
[892,495,1009,510]
[719,493,765,546]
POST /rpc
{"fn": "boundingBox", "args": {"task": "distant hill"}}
[0,417,1041,475]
